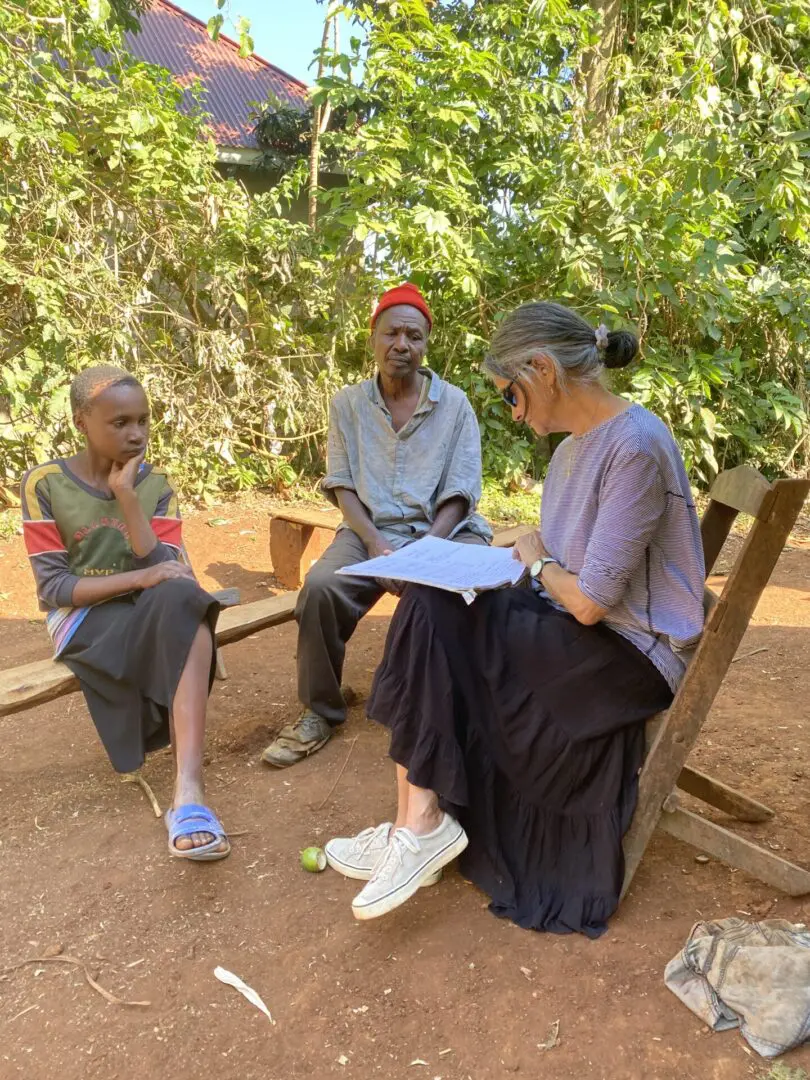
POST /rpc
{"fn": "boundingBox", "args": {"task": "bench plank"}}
[270,507,342,530]
[3,521,528,717]
[492,525,533,548]
[0,658,78,718]
[216,592,298,646]
[3,521,526,717]
[0,590,299,719]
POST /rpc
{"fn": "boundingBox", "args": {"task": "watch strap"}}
[530,556,558,579]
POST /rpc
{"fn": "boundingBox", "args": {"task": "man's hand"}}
[137,561,195,589]
[362,532,405,594]
[513,529,547,568]
[378,577,406,597]
[109,452,144,499]
[365,533,394,560]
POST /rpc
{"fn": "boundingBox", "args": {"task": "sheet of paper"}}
[336,535,526,595]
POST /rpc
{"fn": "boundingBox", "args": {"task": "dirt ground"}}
[1,495,809,1080]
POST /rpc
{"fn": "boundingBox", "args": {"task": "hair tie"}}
[594,324,609,352]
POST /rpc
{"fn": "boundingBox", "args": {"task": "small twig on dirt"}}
[317,736,359,811]
[9,1004,38,1023]
[731,647,769,664]
[227,830,251,838]
[121,772,162,818]
[1,956,150,1007]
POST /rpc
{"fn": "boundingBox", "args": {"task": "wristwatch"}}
[530,556,559,580]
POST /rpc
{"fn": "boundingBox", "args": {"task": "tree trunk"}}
[580,0,623,126]
[307,10,335,229]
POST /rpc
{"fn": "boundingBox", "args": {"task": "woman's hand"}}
[512,529,547,568]
[137,561,195,589]
[109,452,144,498]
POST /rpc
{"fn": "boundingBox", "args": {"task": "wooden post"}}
[269,508,342,589]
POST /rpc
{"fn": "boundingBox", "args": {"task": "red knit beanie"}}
[370,282,433,331]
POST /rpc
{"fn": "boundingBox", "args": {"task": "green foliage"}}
[1,0,809,498]
[313,0,810,484]
[760,1066,808,1080]
[0,0,346,494]
[255,101,314,169]
[254,99,353,175]
[205,0,253,57]
[0,508,18,542]
[480,480,541,527]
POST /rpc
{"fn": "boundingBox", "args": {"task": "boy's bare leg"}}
[169,624,225,852]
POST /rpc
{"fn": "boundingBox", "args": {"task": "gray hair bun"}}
[603,329,639,370]
[483,301,640,387]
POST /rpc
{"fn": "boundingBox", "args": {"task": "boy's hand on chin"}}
[109,451,145,497]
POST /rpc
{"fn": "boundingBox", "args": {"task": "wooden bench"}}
[1,526,529,719]
[622,465,810,897]
[0,589,300,719]
[269,505,529,588]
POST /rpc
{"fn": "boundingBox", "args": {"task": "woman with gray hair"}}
[325,301,705,937]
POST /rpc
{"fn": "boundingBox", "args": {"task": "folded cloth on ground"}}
[665,918,810,1059]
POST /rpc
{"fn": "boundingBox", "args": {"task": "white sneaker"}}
[325,823,441,885]
[352,813,468,921]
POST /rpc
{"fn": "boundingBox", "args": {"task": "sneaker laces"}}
[369,828,421,885]
[349,823,391,858]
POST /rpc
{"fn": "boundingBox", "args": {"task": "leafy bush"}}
[0,1,349,494]
[317,0,810,485]
[480,480,541,527]
[1,0,808,499]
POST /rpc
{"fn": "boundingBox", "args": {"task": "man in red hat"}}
[261,283,491,769]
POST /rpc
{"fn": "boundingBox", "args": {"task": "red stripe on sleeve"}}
[23,520,66,556]
[152,517,183,548]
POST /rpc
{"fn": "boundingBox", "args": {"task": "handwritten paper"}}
[337,535,526,601]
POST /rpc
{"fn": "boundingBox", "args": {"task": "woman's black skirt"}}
[366,585,673,938]
[60,578,219,774]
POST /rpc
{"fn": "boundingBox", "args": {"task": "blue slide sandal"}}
[165,803,231,862]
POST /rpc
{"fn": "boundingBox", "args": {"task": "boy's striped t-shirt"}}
[20,460,184,655]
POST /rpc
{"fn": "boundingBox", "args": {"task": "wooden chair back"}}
[622,465,810,895]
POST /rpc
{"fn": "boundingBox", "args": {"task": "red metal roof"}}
[124,0,309,149]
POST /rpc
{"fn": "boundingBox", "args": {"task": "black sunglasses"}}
[502,380,519,408]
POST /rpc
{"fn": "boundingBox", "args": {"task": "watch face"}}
[530,559,543,578]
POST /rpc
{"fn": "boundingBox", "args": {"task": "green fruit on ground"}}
[300,846,327,872]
